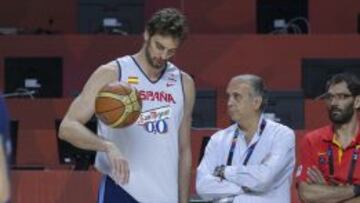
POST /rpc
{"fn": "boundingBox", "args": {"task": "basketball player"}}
[59,8,195,203]
[0,96,10,203]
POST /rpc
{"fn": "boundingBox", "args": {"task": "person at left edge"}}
[0,95,10,203]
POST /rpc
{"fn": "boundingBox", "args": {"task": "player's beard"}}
[328,102,354,125]
[145,41,166,70]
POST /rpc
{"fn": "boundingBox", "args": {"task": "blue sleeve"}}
[0,96,10,150]
[0,95,9,136]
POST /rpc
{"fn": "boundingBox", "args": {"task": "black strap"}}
[243,141,259,166]
[226,129,240,165]
[226,119,266,166]
[327,144,359,183]
[347,145,359,184]
[327,145,334,176]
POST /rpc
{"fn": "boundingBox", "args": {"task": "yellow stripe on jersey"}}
[332,135,343,164]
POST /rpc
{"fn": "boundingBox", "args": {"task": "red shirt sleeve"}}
[296,133,318,183]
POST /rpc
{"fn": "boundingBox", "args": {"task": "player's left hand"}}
[306,166,326,185]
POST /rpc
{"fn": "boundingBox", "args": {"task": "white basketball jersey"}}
[95,55,184,203]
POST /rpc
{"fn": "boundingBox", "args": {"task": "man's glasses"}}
[321,93,354,102]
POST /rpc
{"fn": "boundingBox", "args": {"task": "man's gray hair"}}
[233,74,267,110]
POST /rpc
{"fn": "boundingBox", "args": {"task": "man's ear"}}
[354,95,360,109]
[253,96,263,111]
[144,30,149,42]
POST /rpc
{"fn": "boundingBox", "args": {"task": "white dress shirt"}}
[196,117,295,203]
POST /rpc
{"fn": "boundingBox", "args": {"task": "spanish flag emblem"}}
[128,76,139,84]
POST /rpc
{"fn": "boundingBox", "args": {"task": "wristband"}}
[213,165,225,180]
[354,185,360,197]
[218,165,225,180]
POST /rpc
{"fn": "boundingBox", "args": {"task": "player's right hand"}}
[105,141,129,185]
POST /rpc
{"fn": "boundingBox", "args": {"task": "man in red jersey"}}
[297,73,360,203]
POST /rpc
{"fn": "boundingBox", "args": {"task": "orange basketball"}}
[95,81,142,128]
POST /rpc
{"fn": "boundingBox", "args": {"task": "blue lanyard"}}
[226,119,267,166]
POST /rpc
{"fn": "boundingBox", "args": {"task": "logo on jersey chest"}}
[166,73,177,87]
[318,153,328,165]
[136,106,171,134]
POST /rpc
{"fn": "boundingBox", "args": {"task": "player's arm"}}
[0,136,10,203]
[298,182,356,203]
[59,62,129,184]
[178,72,195,203]
[298,167,357,202]
[343,196,360,203]
[59,62,117,151]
